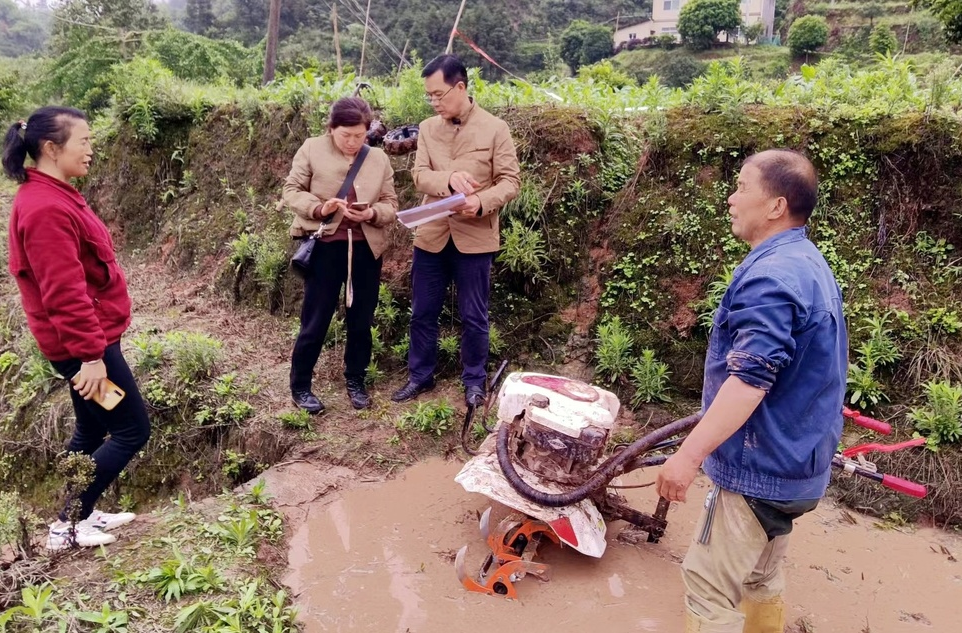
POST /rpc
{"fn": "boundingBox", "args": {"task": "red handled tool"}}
[833,435,928,498]
[842,406,892,435]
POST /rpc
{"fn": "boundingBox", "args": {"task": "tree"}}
[677,0,741,51]
[184,0,215,34]
[0,0,48,57]
[52,0,168,51]
[860,2,884,28]
[869,23,898,55]
[787,15,829,57]
[559,19,613,73]
[913,0,962,43]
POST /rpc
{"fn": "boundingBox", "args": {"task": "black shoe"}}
[346,377,371,410]
[390,379,436,403]
[465,385,485,408]
[292,390,324,415]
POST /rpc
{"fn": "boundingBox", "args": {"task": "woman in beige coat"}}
[283,97,398,412]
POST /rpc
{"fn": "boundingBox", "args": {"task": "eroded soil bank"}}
[256,458,962,633]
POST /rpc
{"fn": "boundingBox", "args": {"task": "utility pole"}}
[396,38,410,84]
[445,0,468,54]
[263,0,282,85]
[332,3,342,78]
[359,0,372,77]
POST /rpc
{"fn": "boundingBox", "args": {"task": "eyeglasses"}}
[423,84,458,105]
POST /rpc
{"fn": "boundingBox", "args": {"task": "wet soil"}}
[266,458,962,633]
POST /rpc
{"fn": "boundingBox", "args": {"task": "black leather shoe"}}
[391,379,436,403]
[292,390,324,415]
[465,385,485,408]
[346,377,371,410]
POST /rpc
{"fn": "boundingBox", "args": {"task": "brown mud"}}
[259,458,962,633]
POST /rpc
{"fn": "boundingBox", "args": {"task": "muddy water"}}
[280,459,962,633]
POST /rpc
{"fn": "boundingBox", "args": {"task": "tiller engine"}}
[454,372,697,598]
[454,372,928,599]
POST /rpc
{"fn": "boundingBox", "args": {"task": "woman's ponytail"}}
[2,106,87,185]
[2,121,28,183]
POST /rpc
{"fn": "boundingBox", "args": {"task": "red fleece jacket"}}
[7,168,131,362]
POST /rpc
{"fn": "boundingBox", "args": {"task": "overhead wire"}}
[334,0,410,69]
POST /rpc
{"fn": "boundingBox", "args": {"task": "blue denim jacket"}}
[702,227,848,501]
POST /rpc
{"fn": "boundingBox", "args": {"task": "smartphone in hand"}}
[71,373,126,410]
[350,201,369,209]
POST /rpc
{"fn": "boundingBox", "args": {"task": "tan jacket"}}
[412,101,521,254]
[283,134,398,259]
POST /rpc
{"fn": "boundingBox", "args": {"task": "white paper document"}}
[396,193,466,229]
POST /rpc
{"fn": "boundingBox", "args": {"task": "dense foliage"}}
[915,0,962,43]
[677,0,742,51]
[787,14,830,57]
[0,0,47,57]
[560,19,615,73]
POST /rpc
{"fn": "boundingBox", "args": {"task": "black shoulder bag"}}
[290,144,371,279]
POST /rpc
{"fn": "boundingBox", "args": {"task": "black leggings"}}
[50,341,151,522]
[290,238,382,392]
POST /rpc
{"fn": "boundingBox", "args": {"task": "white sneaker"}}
[47,521,117,551]
[80,509,137,532]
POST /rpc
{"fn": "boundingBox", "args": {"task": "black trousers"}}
[290,238,383,393]
[50,341,151,522]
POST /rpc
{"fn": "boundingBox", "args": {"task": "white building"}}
[614,0,776,45]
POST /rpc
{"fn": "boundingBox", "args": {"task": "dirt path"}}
[261,458,961,633]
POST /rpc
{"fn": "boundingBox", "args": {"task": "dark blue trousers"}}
[408,239,493,388]
[51,341,151,521]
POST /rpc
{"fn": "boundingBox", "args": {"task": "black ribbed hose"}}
[496,413,702,507]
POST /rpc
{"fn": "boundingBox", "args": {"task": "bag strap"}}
[320,144,371,225]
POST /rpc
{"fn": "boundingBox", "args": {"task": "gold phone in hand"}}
[71,373,126,410]
[350,201,369,209]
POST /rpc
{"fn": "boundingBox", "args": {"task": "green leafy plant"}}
[73,602,130,632]
[278,409,312,430]
[595,316,634,384]
[908,381,962,450]
[130,333,165,372]
[629,349,672,406]
[0,583,62,629]
[497,223,549,283]
[396,400,456,436]
[136,549,225,602]
[847,363,888,411]
[164,331,223,383]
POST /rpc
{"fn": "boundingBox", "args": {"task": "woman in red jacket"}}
[3,107,151,550]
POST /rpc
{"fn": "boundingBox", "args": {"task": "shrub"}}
[658,54,708,88]
[678,0,742,51]
[908,381,962,450]
[577,60,636,89]
[787,15,829,57]
[164,331,223,383]
[560,19,614,72]
[630,350,672,406]
[869,24,898,56]
[497,224,549,282]
[595,316,634,383]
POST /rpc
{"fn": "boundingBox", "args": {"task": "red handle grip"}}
[881,474,927,498]
[842,407,892,435]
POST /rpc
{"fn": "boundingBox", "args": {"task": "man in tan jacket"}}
[392,54,520,406]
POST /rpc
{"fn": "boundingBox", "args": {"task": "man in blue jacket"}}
[656,150,848,633]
